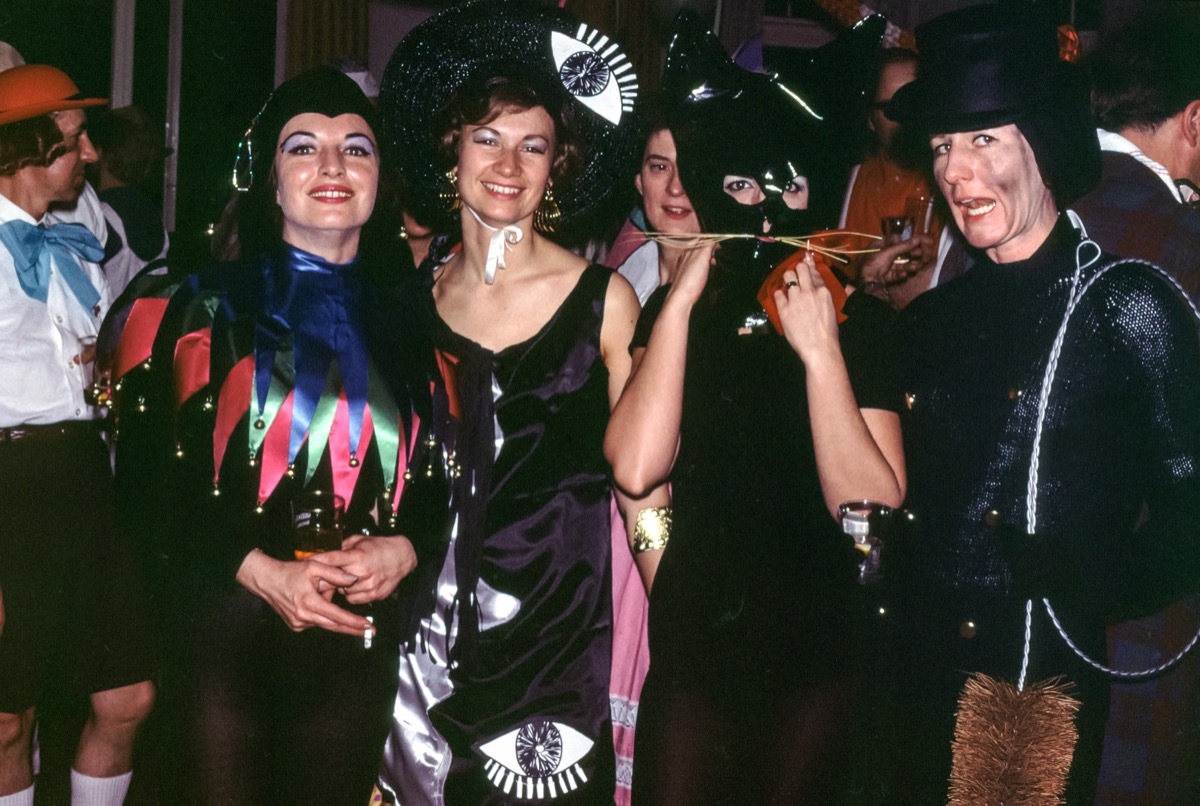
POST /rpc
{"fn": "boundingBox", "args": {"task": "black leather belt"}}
[0,420,102,443]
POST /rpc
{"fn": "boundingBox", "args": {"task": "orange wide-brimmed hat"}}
[0,64,106,126]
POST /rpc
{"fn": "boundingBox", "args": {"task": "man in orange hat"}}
[0,65,154,806]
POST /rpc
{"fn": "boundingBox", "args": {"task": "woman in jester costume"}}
[106,67,443,804]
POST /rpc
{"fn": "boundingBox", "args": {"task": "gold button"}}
[960,620,978,639]
[983,509,1002,528]
[905,392,917,410]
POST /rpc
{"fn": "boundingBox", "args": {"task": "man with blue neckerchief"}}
[0,64,154,806]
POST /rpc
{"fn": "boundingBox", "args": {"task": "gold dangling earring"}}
[439,169,461,212]
[534,184,561,233]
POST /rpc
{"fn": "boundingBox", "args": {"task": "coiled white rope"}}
[1020,211,1200,686]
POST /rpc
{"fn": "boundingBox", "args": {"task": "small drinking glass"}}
[292,490,345,560]
[880,215,914,264]
[839,500,893,585]
[905,195,933,236]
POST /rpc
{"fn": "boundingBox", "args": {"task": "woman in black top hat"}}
[109,66,437,804]
[606,12,904,805]
[374,1,652,803]
[885,5,1200,802]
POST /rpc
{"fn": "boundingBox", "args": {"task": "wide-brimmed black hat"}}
[379,0,640,231]
[886,4,1085,134]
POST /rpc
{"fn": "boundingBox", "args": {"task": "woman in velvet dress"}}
[605,13,904,805]
[883,7,1200,802]
[375,2,655,803]
[108,67,437,804]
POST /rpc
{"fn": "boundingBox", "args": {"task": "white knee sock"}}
[0,786,34,806]
[70,769,132,806]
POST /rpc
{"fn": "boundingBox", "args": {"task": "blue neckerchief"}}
[0,219,104,314]
[256,244,368,465]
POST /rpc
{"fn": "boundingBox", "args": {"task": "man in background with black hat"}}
[0,64,154,806]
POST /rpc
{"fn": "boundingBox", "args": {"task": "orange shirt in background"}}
[841,154,944,247]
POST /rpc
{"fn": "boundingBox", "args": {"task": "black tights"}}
[161,588,397,806]
[632,666,861,806]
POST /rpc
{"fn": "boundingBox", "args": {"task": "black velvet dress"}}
[380,264,615,805]
[895,219,1200,804]
[630,254,899,805]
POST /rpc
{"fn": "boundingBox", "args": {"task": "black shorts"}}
[0,427,155,713]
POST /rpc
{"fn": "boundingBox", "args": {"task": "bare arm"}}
[604,243,713,496]
[602,273,673,590]
[613,486,671,592]
[775,253,906,517]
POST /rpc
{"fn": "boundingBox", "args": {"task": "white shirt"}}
[98,198,169,299]
[616,240,661,305]
[1096,128,1183,203]
[45,182,110,242]
[0,192,113,426]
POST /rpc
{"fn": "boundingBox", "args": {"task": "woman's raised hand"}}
[774,251,840,366]
[666,240,716,306]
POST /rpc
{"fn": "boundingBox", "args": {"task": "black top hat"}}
[379,0,640,232]
[886,4,1085,134]
[885,3,1099,206]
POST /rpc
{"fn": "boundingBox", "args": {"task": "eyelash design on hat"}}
[550,24,638,125]
[478,719,594,800]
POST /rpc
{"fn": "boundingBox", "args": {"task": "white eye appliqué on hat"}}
[550,24,638,125]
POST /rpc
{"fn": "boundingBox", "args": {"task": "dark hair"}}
[227,67,400,264]
[437,73,581,186]
[638,99,671,154]
[0,114,64,177]
[231,140,404,267]
[90,106,167,187]
[1089,7,1200,132]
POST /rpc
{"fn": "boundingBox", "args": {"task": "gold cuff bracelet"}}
[633,506,672,554]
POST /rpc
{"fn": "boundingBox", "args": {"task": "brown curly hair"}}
[437,73,581,186]
[0,114,65,177]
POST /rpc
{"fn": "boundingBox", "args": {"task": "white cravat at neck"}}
[463,203,524,285]
[1097,128,1183,203]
